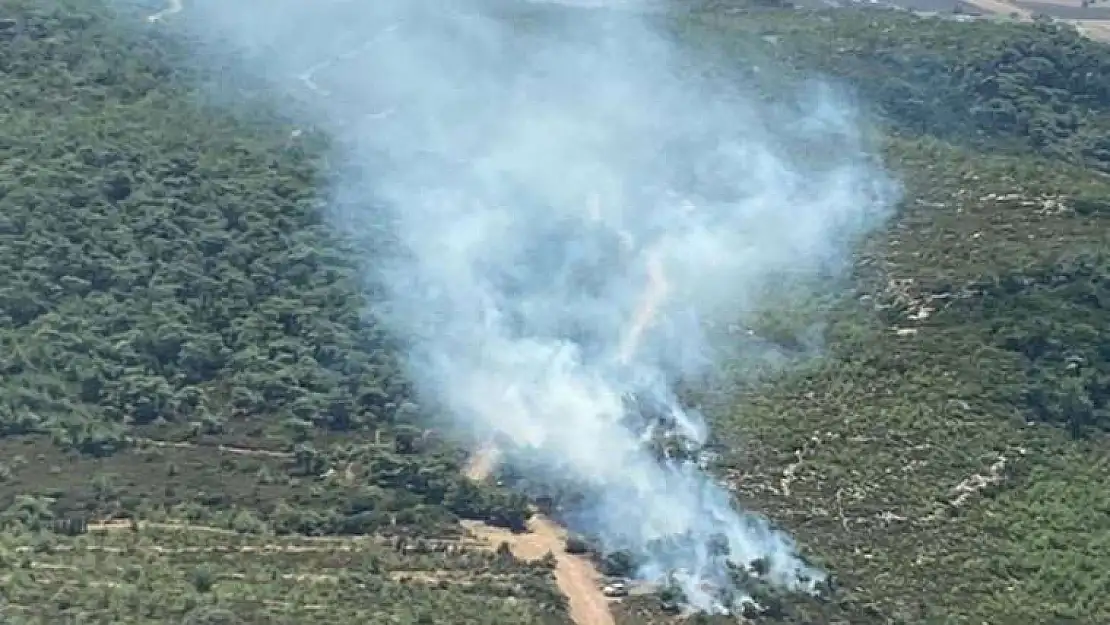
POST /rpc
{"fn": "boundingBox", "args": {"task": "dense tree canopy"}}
[678,5,1110,172]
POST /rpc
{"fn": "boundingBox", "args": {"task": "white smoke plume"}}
[168,0,898,613]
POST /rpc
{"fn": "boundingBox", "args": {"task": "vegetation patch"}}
[1,0,1109,623]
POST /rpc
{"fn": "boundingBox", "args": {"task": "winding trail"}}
[297,29,396,97]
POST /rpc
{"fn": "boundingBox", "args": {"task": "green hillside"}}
[1,0,1109,624]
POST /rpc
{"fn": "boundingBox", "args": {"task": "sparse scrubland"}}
[1,0,1109,623]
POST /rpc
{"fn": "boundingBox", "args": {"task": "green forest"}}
[1,0,1109,623]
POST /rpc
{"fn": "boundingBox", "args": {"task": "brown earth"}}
[462,516,616,625]
[463,452,616,625]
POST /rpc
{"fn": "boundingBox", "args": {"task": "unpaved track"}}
[89,496,615,625]
[963,0,1033,16]
[84,519,484,547]
[129,437,293,459]
[462,511,615,625]
[87,519,238,534]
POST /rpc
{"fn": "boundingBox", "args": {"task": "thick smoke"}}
[170,0,897,613]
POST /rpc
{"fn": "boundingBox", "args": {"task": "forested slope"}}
[677,4,1110,175]
[1,3,544,623]
[1,0,1109,624]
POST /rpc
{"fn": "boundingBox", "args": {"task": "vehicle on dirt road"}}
[601,581,628,597]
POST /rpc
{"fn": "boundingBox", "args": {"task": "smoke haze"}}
[171,0,898,612]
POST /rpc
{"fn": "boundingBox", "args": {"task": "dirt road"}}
[129,437,294,459]
[463,516,615,625]
[464,453,616,625]
[963,0,1033,16]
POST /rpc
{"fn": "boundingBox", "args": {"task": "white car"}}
[602,582,628,598]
